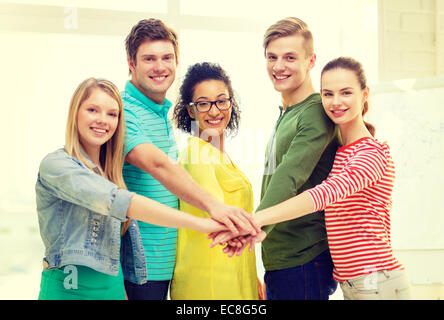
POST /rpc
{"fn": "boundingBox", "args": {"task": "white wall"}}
[379,0,444,79]
[370,78,444,292]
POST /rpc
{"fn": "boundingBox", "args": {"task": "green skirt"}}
[38,263,125,300]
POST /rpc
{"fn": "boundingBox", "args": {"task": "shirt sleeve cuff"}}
[306,188,324,212]
[126,137,153,156]
[109,189,135,222]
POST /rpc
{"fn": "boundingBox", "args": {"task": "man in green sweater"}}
[258,17,339,300]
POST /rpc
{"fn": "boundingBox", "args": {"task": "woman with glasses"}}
[170,62,260,300]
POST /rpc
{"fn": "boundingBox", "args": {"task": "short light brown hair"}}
[263,17,314,57]
[125,18,179,73]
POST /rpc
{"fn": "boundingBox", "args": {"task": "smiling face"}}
[187,79,232,140]
[128,39,177,104]
[321,68,369,127]
[77,87,119,161]
[265,34,315,104]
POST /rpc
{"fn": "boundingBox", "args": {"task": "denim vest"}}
[35,148,147,284]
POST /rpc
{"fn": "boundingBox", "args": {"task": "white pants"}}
[340,269,411,300]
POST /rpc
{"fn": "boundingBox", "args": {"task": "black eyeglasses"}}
[189,97,232,112]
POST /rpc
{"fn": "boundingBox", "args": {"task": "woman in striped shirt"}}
[211,57,411,300]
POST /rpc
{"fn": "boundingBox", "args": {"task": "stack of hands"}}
[208,229,267,257]
[207,203,266,257]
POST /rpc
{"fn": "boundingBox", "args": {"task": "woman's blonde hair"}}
[65,77,127,189]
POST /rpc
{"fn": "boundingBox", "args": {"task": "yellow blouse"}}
[170,137,258,300]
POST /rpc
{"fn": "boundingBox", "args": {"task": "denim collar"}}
[125,80,172,118]
[78,147,102,176]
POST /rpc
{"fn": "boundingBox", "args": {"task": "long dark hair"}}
[321,57,375,136]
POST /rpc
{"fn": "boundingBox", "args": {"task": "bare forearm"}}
[150,160,217,212]
[152,161,258,235]
[127,144,216,213]
[126,143,258,235]
[254,191,315,228]
[127,194,208,232]
[209,192,315,249]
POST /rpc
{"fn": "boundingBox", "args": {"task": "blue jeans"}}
[264,250,337,300]
[124,280,170,300]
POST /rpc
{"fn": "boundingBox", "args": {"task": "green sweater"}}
[258,93,339,271]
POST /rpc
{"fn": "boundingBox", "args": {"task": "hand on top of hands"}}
[208,202,261,237]
[207,229,267,257]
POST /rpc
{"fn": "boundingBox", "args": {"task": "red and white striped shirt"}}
[307,137,403,281]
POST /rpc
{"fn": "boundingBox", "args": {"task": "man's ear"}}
[308,53,316,71]
[127,56,136,74]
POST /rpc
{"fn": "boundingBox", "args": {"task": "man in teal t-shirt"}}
[122,80,179,290]
[121,18,259,300]
[257,17,340,300]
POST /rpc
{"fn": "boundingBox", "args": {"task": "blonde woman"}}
[36,78,226,300]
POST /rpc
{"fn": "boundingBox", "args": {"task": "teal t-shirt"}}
[122,80,179,281]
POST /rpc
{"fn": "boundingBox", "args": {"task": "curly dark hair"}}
[173,62,240,135]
